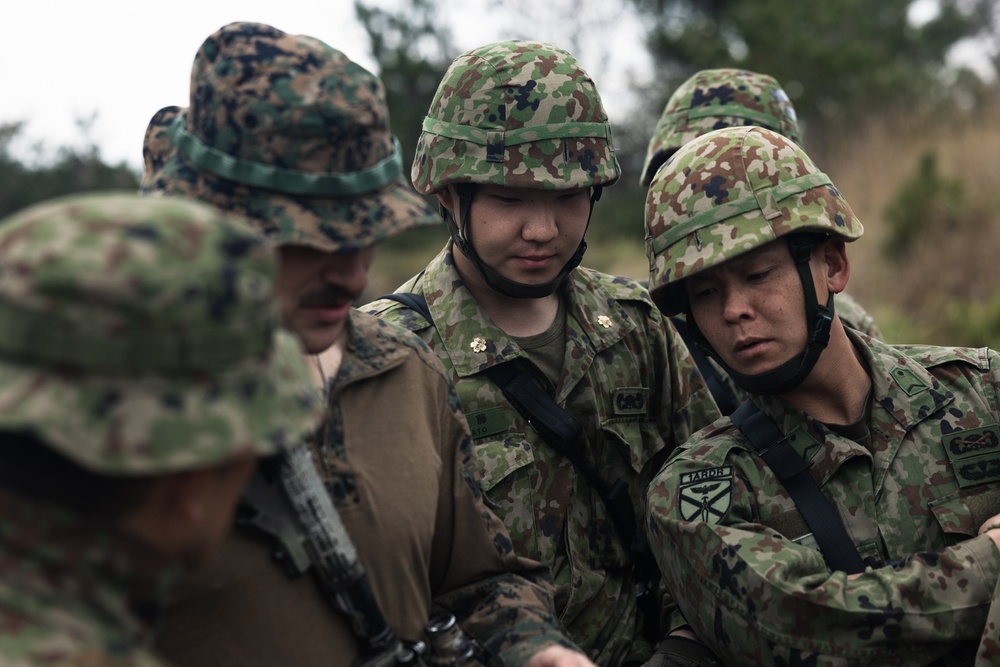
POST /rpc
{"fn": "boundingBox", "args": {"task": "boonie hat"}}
[0,192,321,475]
[143,21,436,253]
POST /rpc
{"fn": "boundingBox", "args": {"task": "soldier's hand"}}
[525,645,597,667]
[641,631,721,667]
[978,511,1000,550]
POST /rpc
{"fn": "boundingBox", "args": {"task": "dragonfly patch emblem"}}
[678,466,733,524]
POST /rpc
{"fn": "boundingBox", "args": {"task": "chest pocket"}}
[929,485,1000,546]
[474,434,544,558]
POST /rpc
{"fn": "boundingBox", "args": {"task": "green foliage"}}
[881,150,965,261]
[353,0,454,174]
[628,0,995,138]
[0,121,139,219]
[945,293,1000,349]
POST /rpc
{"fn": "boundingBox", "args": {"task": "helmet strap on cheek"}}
[686,234,836,396]
[445,185,600,300]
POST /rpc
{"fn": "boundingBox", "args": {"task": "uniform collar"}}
[747,330,957,470]
[333,310,413,390]
[420,245,636,380]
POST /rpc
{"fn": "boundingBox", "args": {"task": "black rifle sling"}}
[379,292,661,639]
[730,400,866,574]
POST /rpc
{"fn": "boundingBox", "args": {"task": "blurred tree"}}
[354,0,455,174]
[627,0,995,147]
[0,117,139,218]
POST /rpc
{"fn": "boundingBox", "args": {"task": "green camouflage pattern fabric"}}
[645,126,864,316]
[647,329,1000,665]
[364,247,721,666]
[640,68,801,187]
[142,21,436,253]
[412,40,620,194]
[0,490,175,666]
[0,192,319,475]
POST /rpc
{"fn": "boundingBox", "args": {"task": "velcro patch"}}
[466,406,511,440]
[944,427,1000,489]
[612,388,649,415]
[678,466,733,524]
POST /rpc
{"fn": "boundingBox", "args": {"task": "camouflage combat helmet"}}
[412,40,620,194]
[0,192,321,475]
[142,21,436,253]
[640,68,801,187]
[645,126,863,394]
[413,40,620,299]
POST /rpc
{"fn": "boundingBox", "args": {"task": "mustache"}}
[297,286,359,309]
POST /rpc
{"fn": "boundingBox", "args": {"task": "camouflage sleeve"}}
[428,369,577,666]
[647,453,1000,665]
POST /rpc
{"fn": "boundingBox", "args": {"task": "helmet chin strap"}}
[686,234,835,396]
[443,185,602,299]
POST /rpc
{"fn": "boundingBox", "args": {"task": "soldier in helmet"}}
[143,22,594,667]
[641,68,882,415]
[0,192,321,665]
[365,41,721,666]
[644,125,1000,665]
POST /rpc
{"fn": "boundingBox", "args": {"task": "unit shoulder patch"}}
[678,465,734,524]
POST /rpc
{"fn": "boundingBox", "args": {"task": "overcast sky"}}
[1,0,650,170]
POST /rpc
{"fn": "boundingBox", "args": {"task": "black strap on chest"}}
[670,316,741,415]
[730,400,866,574]
[379,292,662,641]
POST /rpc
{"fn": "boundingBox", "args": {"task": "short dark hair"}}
[0,430,155,521]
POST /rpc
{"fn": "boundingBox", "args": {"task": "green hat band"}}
[0,300,275,375]
[667,103,786,128]
[423,117,611,151]
[650,172,832,255]
[168,114,404,197]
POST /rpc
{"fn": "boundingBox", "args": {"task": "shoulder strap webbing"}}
[730,400,867,574]
[670,316,741,415]
[378,293,623,525]
[379,292,662,640]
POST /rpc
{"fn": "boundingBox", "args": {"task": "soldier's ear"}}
[819,237,850,294]
[436,189,456,214]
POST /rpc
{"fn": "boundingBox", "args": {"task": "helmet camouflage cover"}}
[0,192,320,475]
[143,21,436,254]
[640,68,801,187]
[412,40,621,194]
[645,126,863,316]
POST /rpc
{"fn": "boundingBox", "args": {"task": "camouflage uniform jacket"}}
[155,309,572,667]
[0,491,175,666]
[647,329,1000,666]
[365,246,721,666]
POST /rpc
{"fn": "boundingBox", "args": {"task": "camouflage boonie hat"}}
[0,192,321,475]
[412,40,620,194]
[640,68,801,187]
[142,21,436,253]
[645,126,863,316]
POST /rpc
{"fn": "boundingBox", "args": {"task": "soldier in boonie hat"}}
[142,21,436,254]
[146,24,592,667]
[143,21,438,356]
[0,191,320,666]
